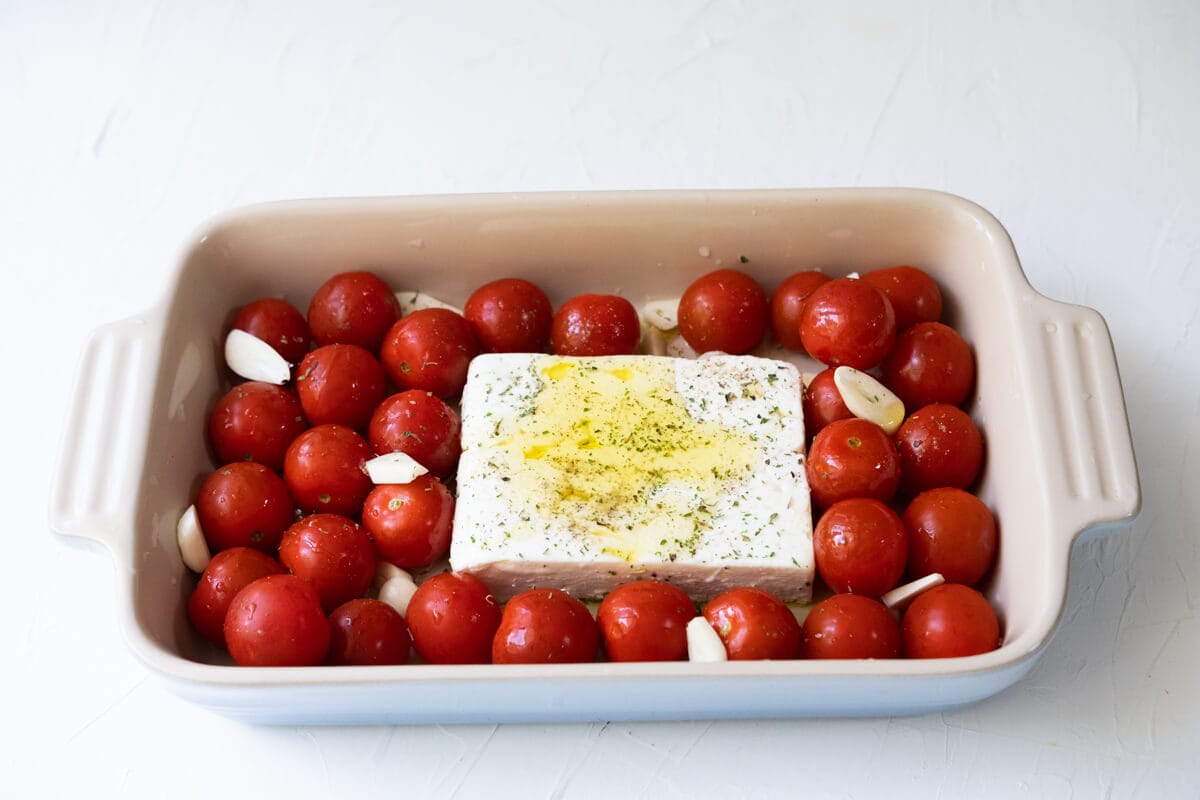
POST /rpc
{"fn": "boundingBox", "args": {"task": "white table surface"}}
[5,1,1197,797]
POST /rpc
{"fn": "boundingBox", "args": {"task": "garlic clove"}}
[224,329,291,384]
[881,573,945,611]
[377,573,420,618]
[686,616,728,662]
[395,290,463,316]
[364,452,429,485]
[641,299,681,331]
[833,365,906,435]
[177,504,211,573]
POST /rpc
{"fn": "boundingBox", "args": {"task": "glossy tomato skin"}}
[802,367,854,437]
[799,277,897,369]
[307,271,401,352]
[861,265,943,331]
[195,462,296,553]
[597,580,695,662]
[882,322,975,409]
[805,417,901,509]
[208,382,308,472]
[278,513,377,612]
[550,294,641,356]
[799,594,903,659]
[902,583,1001,658]
[406,572,501,664]
[295,344,387,431]
[282,424,374,516]
[367,390,461,477]
[187,547,286,648]
[895,404,984,495]
[224,574,330,667]
[464,278,554,353]
[493,588,600,664]
[361,477,455,569]
[770,270,830,351]
[703,587,802,660]
[813,498,908,597]
[380,308,480,399]
[677,269,768,355]
[232,298,311,364]
[903,488,997,586]
[327,598,411,666]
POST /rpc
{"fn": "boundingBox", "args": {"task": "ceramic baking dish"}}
[49,189,1140,724]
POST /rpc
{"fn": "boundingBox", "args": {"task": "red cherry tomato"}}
[208,382,308,472]
[195,462,296,553]
[882,322,975,409]
[224,574,330,666]
[813,498,908,596]
[492,588,599,664]
[282,424,373,516]
[805,417,901,509]
[770,270,830,351]
[597,580,695,662]
[367,390,461,478]
[187,547,286,648]
[295,344,386,431]
[278,513,376,612]
[464,278,554,353]
[677,269,768,355]
[902,583,1001,658]
[361,476,455,569]
[895,404,984,495]
[861,265,943,331]
[903,488,997,586]
[799,277,897,369]
[232,297,311,364]
[380,308,480,399]
[307,271,401,351]
[702,587,801,660]
[550,294,641,356]
[802,367,853,437]
[799,593,903,659]
[406,572,501,664]
[327,598,411,666]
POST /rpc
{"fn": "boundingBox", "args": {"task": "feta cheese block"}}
[450,353,814,602]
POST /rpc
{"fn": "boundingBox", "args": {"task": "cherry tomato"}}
[597,580,695,662]
[813,498,908,596]
[278,513,376,612]
[861,265,942,331]
[295,344,386,431]
[901,583,1001,658]
[894,403,984,495]
[380,308,480,398]
[282,424,374,516]
[882,322,975,409]
[195,462,296,553]
[903,488,997,585]
[307,270,401,351]
[224,574,330,666]
[361,476,455,569]
[327,598,411,666]
[677,269,768,355]
[492,588,599,664]
[208,382,308,472]
[802,367,853,437]
[702,587,801,660]
[550,294,641,356]
[769,270,830,351]
[406,572,501,664]
[231,297,311,364]
[367,390,461,477]
[799,594,902,659]
[187,547,286,648]
[799,277,897,369]
[464,277,554,353]
[805,417,901,509]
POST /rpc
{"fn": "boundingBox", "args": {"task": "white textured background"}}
[4,1,1197,797]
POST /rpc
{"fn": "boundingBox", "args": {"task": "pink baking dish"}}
[49,189,1140,724]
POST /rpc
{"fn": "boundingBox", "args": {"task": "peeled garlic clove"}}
[177,504,211,573]
[640,325,669,356]
[833,366,906,435]
[665,333,699,360]
[377,573,420,617]
[881,573,945,611]
[224,329,291,384]
[395,290,463,316]
[641,299,680,331]
[371,562,413,596]
[686,617,728,662]
[364,452,429,484]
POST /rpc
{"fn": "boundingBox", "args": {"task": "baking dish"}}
[49,189,1140,724]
